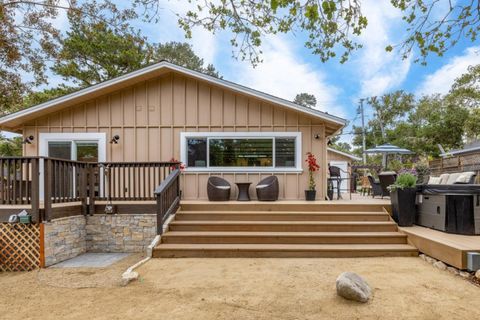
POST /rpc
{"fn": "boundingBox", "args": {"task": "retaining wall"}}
[43,214,157,266]
[43,216,87,267]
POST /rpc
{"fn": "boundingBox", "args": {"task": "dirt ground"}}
[1,256,479,320]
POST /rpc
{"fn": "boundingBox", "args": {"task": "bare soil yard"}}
[1,256,479,320]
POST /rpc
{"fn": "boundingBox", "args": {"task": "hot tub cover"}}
[418,184,480,195]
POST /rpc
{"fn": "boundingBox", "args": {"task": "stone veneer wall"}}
[86,214,157,252]
[43,215,87,267]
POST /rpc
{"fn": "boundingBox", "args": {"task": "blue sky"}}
[27,1,480,143]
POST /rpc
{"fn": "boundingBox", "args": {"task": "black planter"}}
[391,188,416,227]
[305,190,316,201]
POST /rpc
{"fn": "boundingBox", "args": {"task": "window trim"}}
[180,132,302,173]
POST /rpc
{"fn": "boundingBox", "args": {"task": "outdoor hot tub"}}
[416,184,480,235]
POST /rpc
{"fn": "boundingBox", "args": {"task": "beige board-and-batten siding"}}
[22,72,330,200]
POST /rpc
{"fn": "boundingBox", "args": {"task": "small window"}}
[275,138,296,167]
[48,142,71,160]
[187,138,207,167]
[76,142,99,162]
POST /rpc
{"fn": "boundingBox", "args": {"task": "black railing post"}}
[88,164,96,215]
[43,158,52,222]
[31,158,40,222]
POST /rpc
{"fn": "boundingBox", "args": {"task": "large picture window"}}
[181,132,302,172]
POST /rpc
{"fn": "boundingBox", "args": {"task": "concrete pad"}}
[50,253,130,268]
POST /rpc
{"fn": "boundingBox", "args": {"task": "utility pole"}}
[359,98,367,164]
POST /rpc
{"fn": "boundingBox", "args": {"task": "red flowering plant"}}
[305,152,320,191]
[169,158,186,171]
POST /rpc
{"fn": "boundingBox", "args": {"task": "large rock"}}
[336,272,371,303]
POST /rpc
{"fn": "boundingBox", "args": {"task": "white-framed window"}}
[180,132,302,172]
[39,132,107,162]
[38,133,107,199]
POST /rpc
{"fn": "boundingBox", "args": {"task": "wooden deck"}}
[399,225,480,269]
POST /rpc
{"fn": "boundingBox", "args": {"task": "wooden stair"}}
[153,202,418,258]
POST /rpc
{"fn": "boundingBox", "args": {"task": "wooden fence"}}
[429,153,480,181]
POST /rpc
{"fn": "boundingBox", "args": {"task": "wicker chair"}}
[367,175,383,198]
[256,176,279,201]
[207,176,231,201]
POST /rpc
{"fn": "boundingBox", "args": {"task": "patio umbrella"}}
[364,143,414,169]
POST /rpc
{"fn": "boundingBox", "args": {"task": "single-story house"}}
[0,61,346,200]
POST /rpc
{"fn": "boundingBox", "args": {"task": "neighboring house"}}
[0,61,346,200]
[440,140,480,157]
[327,147,361,192]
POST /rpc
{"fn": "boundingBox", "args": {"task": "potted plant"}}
[388,172,417,226]
[305,152,320,201]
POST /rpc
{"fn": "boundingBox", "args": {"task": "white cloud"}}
[153,2,218,64]
[355,0,411,97]
[416,46,480,96]
[229,36,346,118]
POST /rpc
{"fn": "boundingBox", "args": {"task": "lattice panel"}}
[0,223,40,272]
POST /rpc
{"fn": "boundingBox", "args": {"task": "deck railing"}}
[154,168,181,235]
[97,162,178,201]
[0,156,180,223]
[0,157,40,221]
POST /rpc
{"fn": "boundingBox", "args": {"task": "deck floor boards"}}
[399,225,480,269]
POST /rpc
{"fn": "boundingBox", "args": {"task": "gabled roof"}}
[440,140,480,157]
[327,147,362,161]
[0,61,346,133]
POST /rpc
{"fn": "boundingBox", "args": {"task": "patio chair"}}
[207,176,231,201]
[367,175,383,198]
[256,176,279,201]
[328,165,343,199]
[378,171,397,198]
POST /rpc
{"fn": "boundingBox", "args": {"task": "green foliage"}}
[53,16,221,87]
[331,142,352,153]
[0,0,135,114]
[390,0,480,65]
[22,86,77,108]
[351,72,478,159]
[172,0,367,65]
[414,162,430,185]
[388,173,417,191]
[0,134,22,156]
[53,20,151,87]
[294,93,317,108]
[158,0,480,65]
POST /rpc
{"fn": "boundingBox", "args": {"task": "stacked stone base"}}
[86,214,157,253]
[43,214,157,267]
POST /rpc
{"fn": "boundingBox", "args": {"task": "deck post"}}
[80,163,88,215]
[43,158,52,222]
[88,164,96,215]
[31,158,40,223]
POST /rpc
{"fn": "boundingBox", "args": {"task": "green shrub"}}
[388,173,417,191]
[414,163,431,184]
